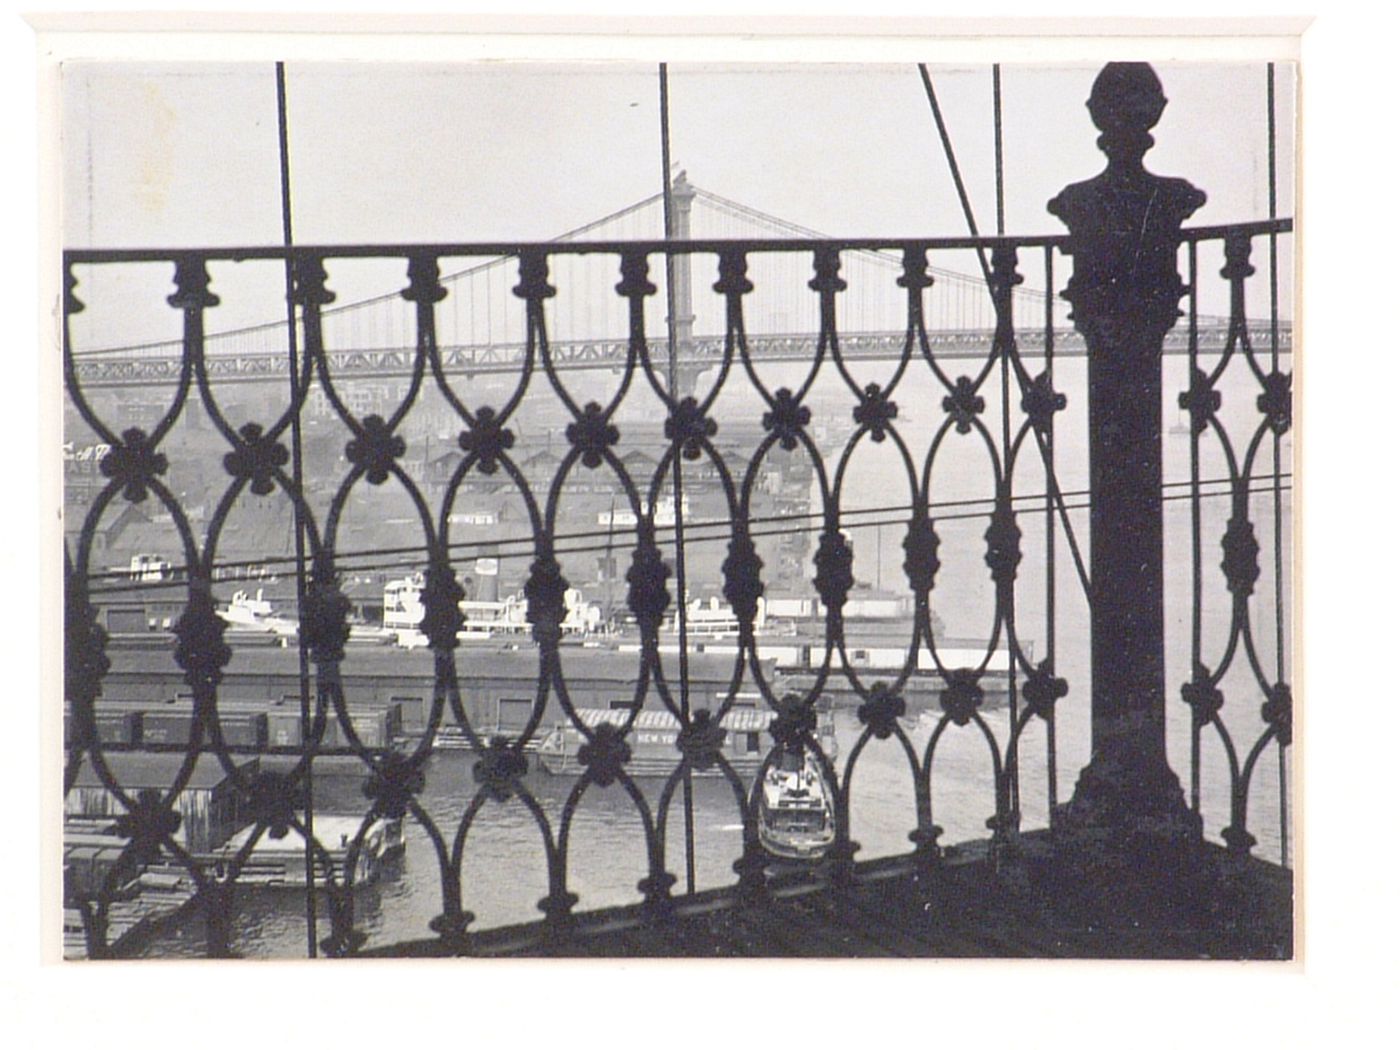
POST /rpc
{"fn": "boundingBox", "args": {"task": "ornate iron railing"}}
[1178,228,1294,866]
[61,214,1291,958]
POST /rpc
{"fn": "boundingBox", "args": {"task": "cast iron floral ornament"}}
[857,683,906,740]
[770,694,816,751]
[1023,661,1070,721]
[666,397,718,460]
[1180,662,1224,729]
[246,769,300,840]
[898,248,935,293]
[713,250,754,297]
[943,377,985,434]
[578,723,632,787]
[459,406,516,475]
[615,251,657,300]
[1257,371,1292,436]
[762,388,811,451]
[345,414,406,485]
[474,736,529,802]
[676,709,727,771]
[513,251,556,301]
[1261,681,1292,747]
[401,253,448,305]
[853,383,898,442]
[363,751,426,820]
[1179,368,1222,435]
[808,247,848,296]
[113,789,182,867]
[223,422,289,496]
[940,668,984,726]
[566,402,619,469]
[100,427,168,503]
[430,909,474,944]
[1021,372,1067,436]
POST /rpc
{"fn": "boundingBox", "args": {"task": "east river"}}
[130,355,1292,957]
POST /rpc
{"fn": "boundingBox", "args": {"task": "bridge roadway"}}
[70,321,1291,388]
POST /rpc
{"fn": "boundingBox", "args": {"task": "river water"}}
[134,353,1292,958]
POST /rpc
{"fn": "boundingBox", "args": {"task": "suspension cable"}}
[658,63,697,896]
[917,64,993,288]
[274,60,319,959]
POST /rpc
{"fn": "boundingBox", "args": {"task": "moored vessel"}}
[757,748,837,860]
[534,703,838,778]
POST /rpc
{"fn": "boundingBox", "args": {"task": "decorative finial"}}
[1086,62,1167,168]
[1048,62,1206,332]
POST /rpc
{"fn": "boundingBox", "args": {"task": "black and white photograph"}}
[49,37,1304,965]
[22,3,1400,1043]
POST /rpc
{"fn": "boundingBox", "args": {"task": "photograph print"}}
[59,53,1294,959]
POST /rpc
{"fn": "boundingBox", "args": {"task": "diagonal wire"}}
[918,61,1091,599]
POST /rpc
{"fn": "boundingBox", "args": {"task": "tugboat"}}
[757,747,836,860]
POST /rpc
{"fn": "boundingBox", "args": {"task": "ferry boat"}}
[758,748,837,860]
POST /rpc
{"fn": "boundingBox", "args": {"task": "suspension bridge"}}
[66,176,1290,392]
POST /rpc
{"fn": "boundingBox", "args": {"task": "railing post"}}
[1047,63,1206,882]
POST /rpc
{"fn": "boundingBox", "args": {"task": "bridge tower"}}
[665,171,704,399]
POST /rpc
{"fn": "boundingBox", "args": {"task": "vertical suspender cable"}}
[993,65,1005,238]
[1044,244,1058,812]
[658,63,696,896]
[992,63,1019,824]
[276,62,319,958]
[1266,61,1289,869]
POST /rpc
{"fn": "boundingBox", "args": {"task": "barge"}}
[210,814,404,886]
[535,703,838,779]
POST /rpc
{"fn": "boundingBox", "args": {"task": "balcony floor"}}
[365,832,1293,960]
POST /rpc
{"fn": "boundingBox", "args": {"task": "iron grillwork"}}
[61,217,1291,958]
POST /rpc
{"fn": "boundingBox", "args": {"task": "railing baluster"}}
[1187,241,1204,818]
[1042,245,1058,815]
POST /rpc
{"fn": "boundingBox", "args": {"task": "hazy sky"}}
[61,60,1295,345]
[64,61,1295,241]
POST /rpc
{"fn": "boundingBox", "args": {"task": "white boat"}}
[664,595,769,637]
[218,589,298,638]
[384,574,601,648]
[757,749,837,860]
